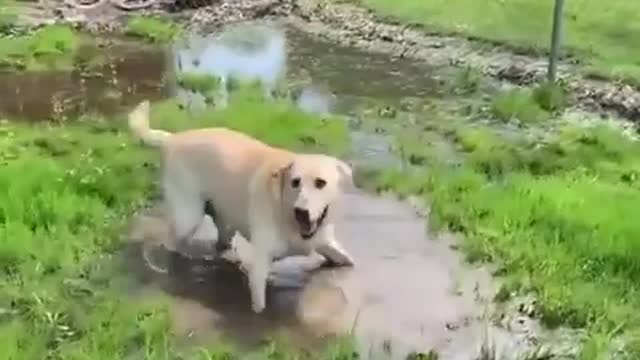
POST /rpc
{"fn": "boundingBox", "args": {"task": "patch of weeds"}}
[0,2,19,35]
[451,126,525,178]
[0,24,81,70]
[493,278,521,303]
[448,66,482,96]
[125,15,182,43]
[490,88,548,124]
[74,43,108,71]
[532,81,568,112]
[0,87,350,357]
[318,336,359,359]
[177,72,221,102]
[395,130,436,167]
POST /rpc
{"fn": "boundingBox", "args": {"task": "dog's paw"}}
[251,300,266,314]
[343,256,356,267]
[323,255,356,268]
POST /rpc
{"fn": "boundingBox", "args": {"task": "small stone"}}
[445,322,459,331]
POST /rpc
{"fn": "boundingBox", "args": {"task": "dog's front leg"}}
[247,252,271,313]
[245,220,282,313]
[315,224,355,267]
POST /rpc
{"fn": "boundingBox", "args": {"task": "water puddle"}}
[0,41,170,121]
[0,20,441,120]
[127,190,496,359]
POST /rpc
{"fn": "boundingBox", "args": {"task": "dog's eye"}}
[291,178,301,188]
[314,178,327,189]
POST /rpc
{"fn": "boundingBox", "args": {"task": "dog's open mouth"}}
[296,206,329,240]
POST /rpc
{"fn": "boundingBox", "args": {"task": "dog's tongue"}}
[300,223,313,234]
[299,221,315,237]
[296,216,313,233]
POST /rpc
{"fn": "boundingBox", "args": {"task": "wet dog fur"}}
[127,101,355,313]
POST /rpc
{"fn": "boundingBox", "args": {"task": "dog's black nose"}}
[294,207,310,225]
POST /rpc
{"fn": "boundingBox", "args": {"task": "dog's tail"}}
[128,100,171,147]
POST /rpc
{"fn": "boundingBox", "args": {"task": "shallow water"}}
[0,21,441,121]
[127,189,497,359]
[0,42,170,121]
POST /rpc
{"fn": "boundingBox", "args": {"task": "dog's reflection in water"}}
[125,232,351,347]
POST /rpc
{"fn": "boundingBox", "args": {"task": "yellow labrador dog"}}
[128,101,355,313]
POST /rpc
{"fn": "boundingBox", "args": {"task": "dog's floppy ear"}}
[271,161,294,179]
[335,159,354,189]
[270,161,294,200]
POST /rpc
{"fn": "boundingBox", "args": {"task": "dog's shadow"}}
[123,241,346,346]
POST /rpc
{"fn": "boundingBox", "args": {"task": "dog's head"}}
[274,154,353,240]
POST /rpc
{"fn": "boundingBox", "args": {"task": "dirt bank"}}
[283,0,640,123]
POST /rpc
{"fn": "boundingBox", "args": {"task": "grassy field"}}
[362,103,640,358]
[0,90,355,359]
[351,0,640,84]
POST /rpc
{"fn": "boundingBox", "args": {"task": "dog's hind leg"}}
[164,181,210,255]
[203,199,234,253]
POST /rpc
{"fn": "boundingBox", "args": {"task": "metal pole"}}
[548,0,566,83]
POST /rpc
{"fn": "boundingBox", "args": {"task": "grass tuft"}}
[532,81,568,112]
[124,15,182,43]
[177,72,222,94]
[490,88,548,124]
[0,24,81,70]
[448,66,482,96]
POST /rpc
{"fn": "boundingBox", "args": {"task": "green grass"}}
[177,72,221,94]
[490,88,549,124]
[0,24,82,70]
[366,119,640,358]
[532,81,568,113]
[0,1,19,34]
[176,72,222,104]
[0,91,352,358]
[350,0,640,85]
[124,15,182,43]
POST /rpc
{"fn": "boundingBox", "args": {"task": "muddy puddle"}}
[2,19,580,359]
[0,41,171,121]
[128,189,498,359]
[0,20,442,123]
